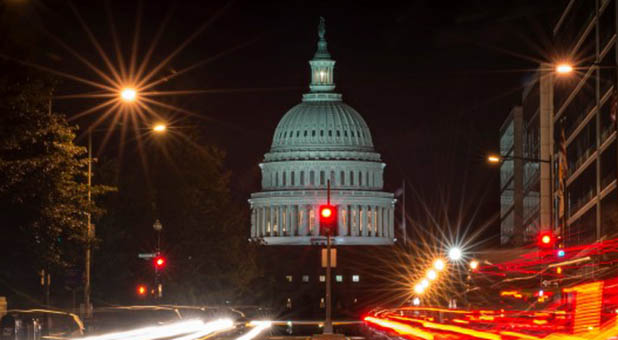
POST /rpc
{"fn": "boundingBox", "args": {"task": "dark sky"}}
[2,0,565,249]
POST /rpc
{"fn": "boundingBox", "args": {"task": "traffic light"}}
[319,204,337,236]
[137,284,147,296]
[537,232,555,248]
[154,255,166,270]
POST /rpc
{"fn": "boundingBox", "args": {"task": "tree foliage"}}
[93,130,259,305]
[0,65,113,281]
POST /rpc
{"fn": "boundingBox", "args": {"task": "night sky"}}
[3,0,565,249]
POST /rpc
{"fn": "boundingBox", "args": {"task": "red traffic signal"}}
[137,284,147,296]
[537,232,555,248]
[319,205,337,236]
[154,255,166,270]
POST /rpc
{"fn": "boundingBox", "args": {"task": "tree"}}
[93,128,259,305]
[0,64,113,305]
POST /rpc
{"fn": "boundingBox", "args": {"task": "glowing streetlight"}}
[433,259,445,271]
[420,279,430,289]
[120,87,137,102]
[426,269,437,281]
[448,247,462,261]
[487,155,501,164]
[469,260,479,270]
[412,297,420,306]
[414,283,424,294]
[555,63,574,74]
[153,123,167,133]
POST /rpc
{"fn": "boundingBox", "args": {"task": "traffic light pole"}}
[324,180,333,334]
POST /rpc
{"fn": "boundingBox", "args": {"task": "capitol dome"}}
[249,18,395,246]
[271,98,374,152]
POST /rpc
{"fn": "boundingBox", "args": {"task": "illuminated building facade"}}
[553,0,618,246]
[499,0,618,247]
[247,19,395,317]
[249,18,395,246]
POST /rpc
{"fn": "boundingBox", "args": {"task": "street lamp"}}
[120,87,137,102]
[555,63,574,74]
[469,260,479,270]
[448,247,463,261]
[433,258,445,271]
[413,283,424,294]
[84,87,141,317]
[153,123,167,133]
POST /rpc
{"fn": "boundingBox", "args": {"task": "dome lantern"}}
[309,17,336,93]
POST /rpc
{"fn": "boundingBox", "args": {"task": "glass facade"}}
[553,0,618,246]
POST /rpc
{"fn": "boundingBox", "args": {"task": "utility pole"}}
[402,179,406,245]
[84,131,92,318]
[324,180,333,334]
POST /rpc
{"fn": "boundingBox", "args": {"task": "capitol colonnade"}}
[250,202,395,240]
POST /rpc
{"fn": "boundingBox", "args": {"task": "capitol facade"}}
[249,19,395,246]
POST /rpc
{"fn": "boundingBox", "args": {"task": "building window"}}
[328,130,332,137]
[286,298,292,309]
[285,275,293,282]
[302,275,309,282]
[336,130,340,137]
[310,171,315,185]
[320,130,324,137]
[276,172,279,186]
[353,298,358,303]
[319,275,326,282]
[350,171,354,185]
[352,275,360,282]
[340,171,345,186]
[320,297,325,308]
[320,171,325,185]
[312,130,316,136]
[291,171,295,186]
[336,275,343,282]
[359,171,363,186]
[300,171,305,185]
[330,170,335,185]
[282,171,286,186]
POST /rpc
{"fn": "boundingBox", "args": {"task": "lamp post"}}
[83,87,140,318]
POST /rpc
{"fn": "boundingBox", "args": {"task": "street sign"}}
[321,248,336,268]
[138,253,157,259]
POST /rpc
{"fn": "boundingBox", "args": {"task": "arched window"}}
[366,172,369,187]
[282,171,287,186]
[350,171,354,186]
[297,131,300,137]
[330,170,335,185]
[291,171,295,186]
[336,131,340,137]
[304,131,308,137]
[300,171,305,185]
[312,130,316,137]
[276,172,279,187]
[320,171,325,185]
[320,130,324,137]
[351,131,355,137]
[359,171,363,186]
[310,171,315,185]
[340,171,345,186]
[328,130,332,137]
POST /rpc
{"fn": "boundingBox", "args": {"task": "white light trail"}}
[77,320,205,340]
[235,321,272,340]
[171,319,234,340]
